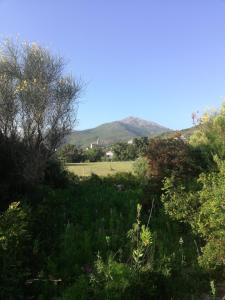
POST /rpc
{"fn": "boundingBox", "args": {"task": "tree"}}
[133,137,149,156]
[0,39,81,184]
[57,144,86,163]
[190,104,225,161]
[85,148,104,162]
[146,137,206,182]
[112,142,137,161]
[162,157,225,271]
[133,157,149,181]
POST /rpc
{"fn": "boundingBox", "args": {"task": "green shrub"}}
[133,156,149,181]
[0,202,31,299]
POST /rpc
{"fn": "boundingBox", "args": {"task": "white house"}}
[106,150,113,159]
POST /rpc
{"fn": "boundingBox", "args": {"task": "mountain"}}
[67,116,171,147]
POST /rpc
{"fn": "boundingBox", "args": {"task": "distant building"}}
[90,138,104,149]
[127,139,133,144]
[106,150,113,159]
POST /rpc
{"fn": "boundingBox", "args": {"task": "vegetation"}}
[0,40,225,299]
[57,144,86,163]
[58,137,150,163]
[133,156,149,181]
[112,137,149,161]
[0,39,80,190]
[66,161,134,177]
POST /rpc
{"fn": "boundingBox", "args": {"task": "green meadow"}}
[66,161,134,176]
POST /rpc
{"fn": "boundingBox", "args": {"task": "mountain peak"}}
[120,116,164,128]
[68,117,171,146]
[121,116,142,123]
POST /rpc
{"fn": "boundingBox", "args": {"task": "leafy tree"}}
[85,148,104,162]
[133,156,149,181]
[133,137,149,156]
[190,104,225,161]
[0,39,81,184]
[146,137,206,182]
[196,158,225,270]
[112,142,137,161]
[57,144,86,163]
[162,157,225,272]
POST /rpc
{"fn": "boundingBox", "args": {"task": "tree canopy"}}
[0,39,81,184]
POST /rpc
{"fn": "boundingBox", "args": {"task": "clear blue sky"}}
[0,0,225,130]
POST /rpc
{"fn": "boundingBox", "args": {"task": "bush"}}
[43,159,78,188]
[146,137,207,182]
[0,202,31,299]
[133,157,149,181]
[57,144,86,163]
[85,148,104,162]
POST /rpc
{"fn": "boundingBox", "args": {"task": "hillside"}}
[159,125,198,139]
[67,116,171,146]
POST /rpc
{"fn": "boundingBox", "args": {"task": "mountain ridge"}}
[67,116,172,146]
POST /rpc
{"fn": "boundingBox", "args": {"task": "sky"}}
[0,0,225,130]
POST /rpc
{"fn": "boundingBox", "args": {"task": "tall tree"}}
[0,39,81,184]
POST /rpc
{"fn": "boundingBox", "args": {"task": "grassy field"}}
[66,161,134,177]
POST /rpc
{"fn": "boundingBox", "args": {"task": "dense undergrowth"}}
[1,105,225,299]
[0,168,218,299]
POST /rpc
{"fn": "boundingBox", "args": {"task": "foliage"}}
[0,202,30,299]
[0,164,215,300]
[190,104,225,161]
[133,137,149,156]
[0,134,28,206]
[161,177,200,225]
[43,158,78,188]
[197,158,225,270]
[133,156,149,181]
[90,254,132,299]
[146,137,208,181]
[128,204,152,271]
[162,157,225,272]
[25,173,142,299]
[0,39,81,184]
[56,275,90,300]
[85,147,104,162]
[89,204,153,300]
[112,142,137,161]
[57,144,86,163]
[112,138,149,162]
[2,41,225,298]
